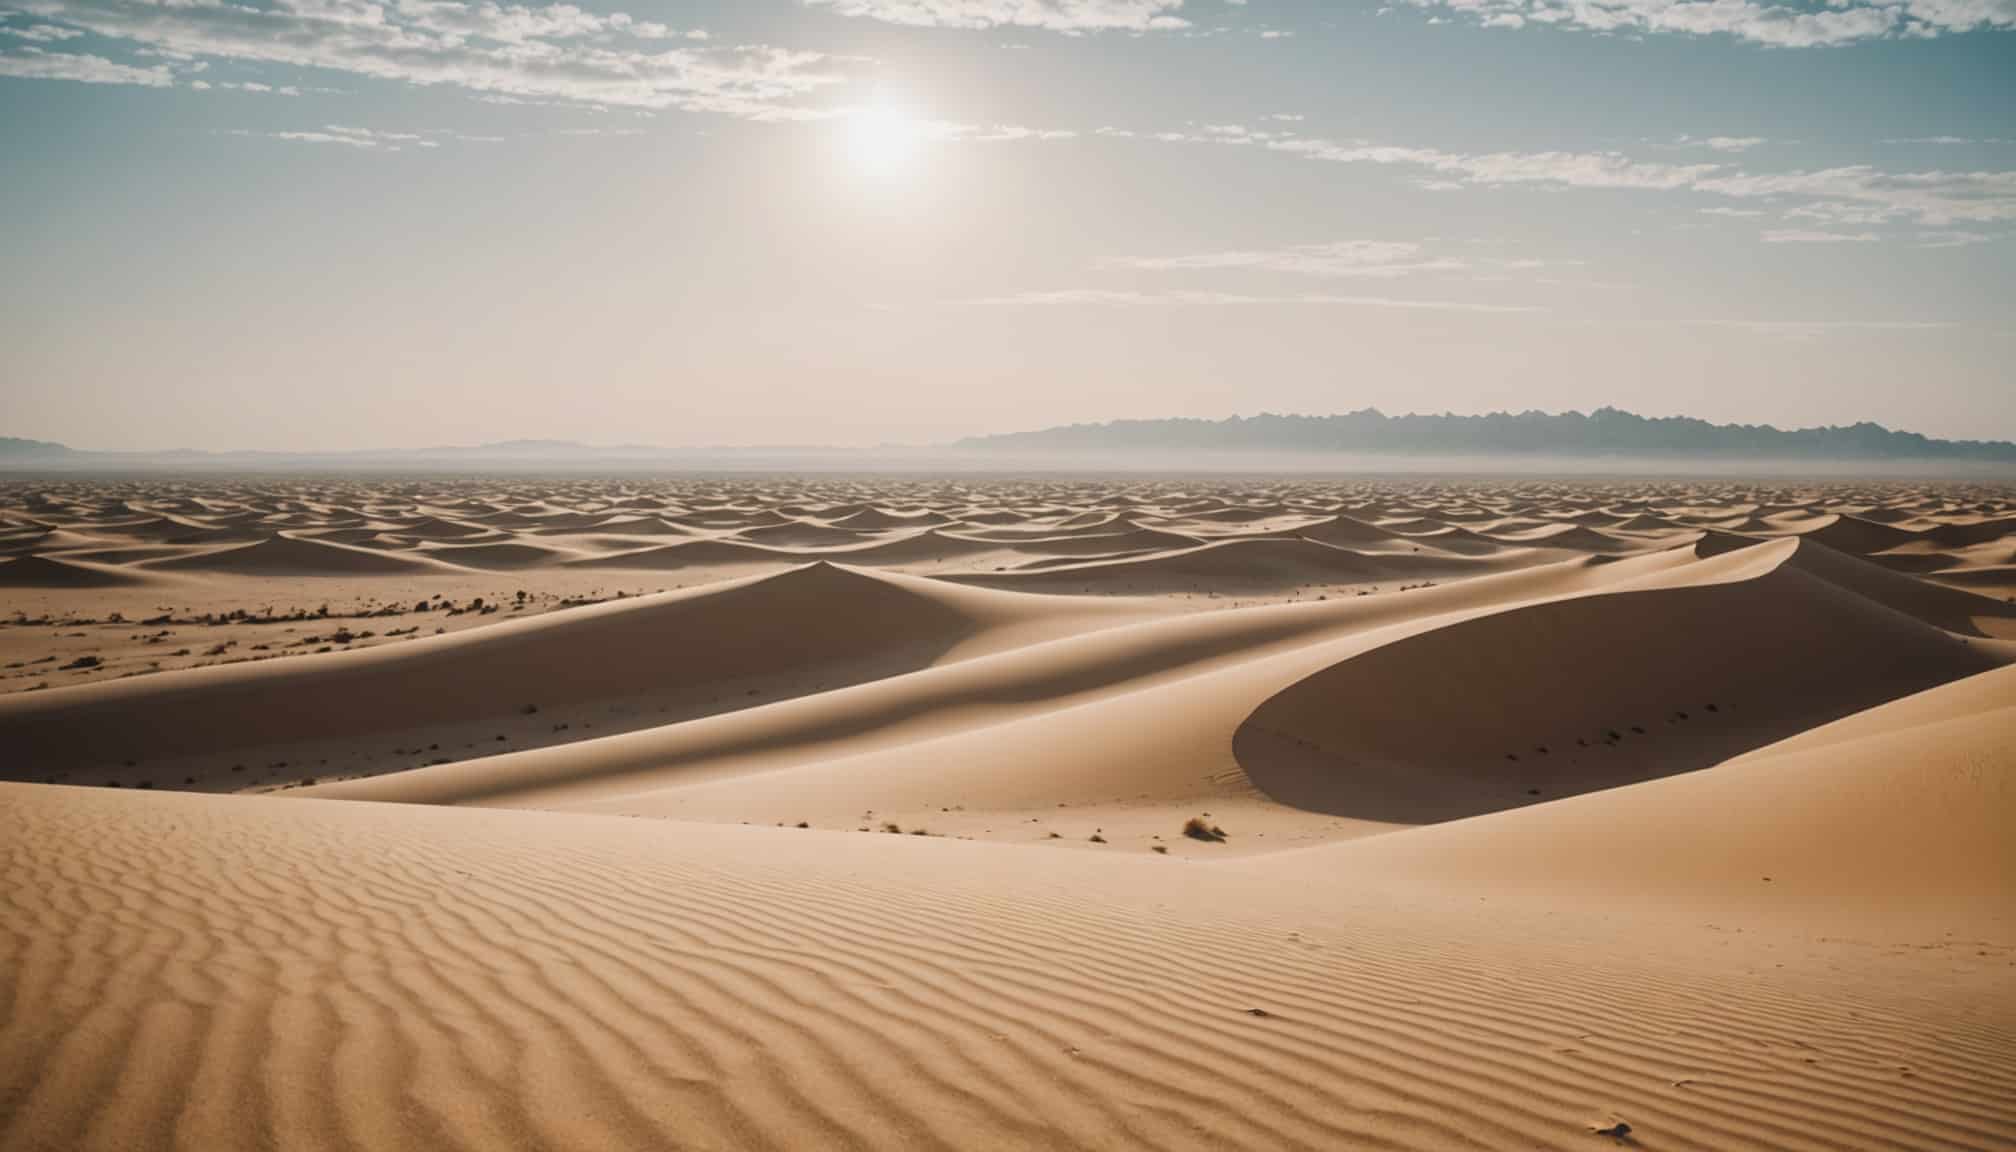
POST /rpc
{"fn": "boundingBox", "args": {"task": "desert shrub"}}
[1182,817,1226,843]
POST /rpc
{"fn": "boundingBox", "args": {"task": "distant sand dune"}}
[145,533,458,576]
[0,553,157,589]
[945,536,1511,595]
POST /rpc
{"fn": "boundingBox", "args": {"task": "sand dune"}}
[1478,522,1644,552]
[1,779,2007,1152]
[567,537,799,569]
[146,533,458,576]
[1781,511,1926,555]
[414,539,581,570]
[1286,513,1418,548]
[824,507,954,530]
[1266,663,2016,934]
[735,519,883,548]
[946,536,1510,595]
[2,475,2011,1152]
[0,553,157,588]
[1232,541,1995,824]
[0,564,1153,787]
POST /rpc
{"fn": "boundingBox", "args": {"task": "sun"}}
[845,100,924,182]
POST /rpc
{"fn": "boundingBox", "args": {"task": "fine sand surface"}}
[2,475,2013,1151]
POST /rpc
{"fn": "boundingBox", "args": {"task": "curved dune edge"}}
[1,781,2010,1152]
[294,542,1812,832]
[0,564,1160,785]
[297,545,1712,812]
[0,553,162,588]
[143,533,466,576]
[1240,664,2016,934]
[1229,541,1999,825]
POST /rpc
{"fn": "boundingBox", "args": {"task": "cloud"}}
[0,45,170,85]
[224,122,502,150]
[1171,127,2016,226]
[1111,239,1467,278]
[1400,0,2014,44]
[4,0,845,116]
[963,288,1544,312]
[1105,238,1572,282]
[1760,229,1880,243]
[1265,137,1721,190]
[801,0,1190,31]
[0,22,82,41]
[1914,229,2008,247]
[920,120,1080,142]
[1694,166,2016,225]
[225,126,418,151]
[1720,319,1960,340]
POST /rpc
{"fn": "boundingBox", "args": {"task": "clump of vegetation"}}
[1088,833,1106,844]
[1182,817,1227,843]
[1151,845,1169,854]
[60,654,101,670]
[881,821,902,834]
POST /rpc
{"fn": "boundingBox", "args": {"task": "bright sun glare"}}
[845,100,924,181]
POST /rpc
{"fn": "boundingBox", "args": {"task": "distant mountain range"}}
[4,409,2013,469]
[958,408,2016,461]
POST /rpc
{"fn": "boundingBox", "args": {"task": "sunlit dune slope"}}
[0,564,1152,785]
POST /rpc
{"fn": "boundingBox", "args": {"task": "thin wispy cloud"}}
[963,288,1545,313]
[2,0,845,116]
[1720,319,1961,341]
[1760,229,1880,244]
[1914,229,2008,247]
[802,0,1189,31]
[1128,125,2016,227]
[1106,239,1567,281]
[223,123,503,150]
[0,44,169,85]
[0,22,80,41]
[225,124,433,151]
[1400,0,2016,45]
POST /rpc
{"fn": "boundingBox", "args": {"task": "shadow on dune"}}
[1232,545,2001,825]
[0,564,985,782]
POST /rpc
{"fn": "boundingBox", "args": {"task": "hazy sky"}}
[3,0,2013,450]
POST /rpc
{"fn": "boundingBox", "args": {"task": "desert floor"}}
[1,474,2013,1150]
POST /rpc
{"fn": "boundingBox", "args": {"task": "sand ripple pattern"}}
[3,784,2011,1152]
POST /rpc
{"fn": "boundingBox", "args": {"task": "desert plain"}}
[0,472,2012,1151]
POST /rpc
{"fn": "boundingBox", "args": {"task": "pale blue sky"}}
[2,0,2013,449]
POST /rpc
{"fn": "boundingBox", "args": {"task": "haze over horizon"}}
[9,403,2016,459]
[4,0,2014,449]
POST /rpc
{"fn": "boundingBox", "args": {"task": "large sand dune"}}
[1,474,2012,1151]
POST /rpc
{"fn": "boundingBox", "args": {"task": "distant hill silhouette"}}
[7,409,2012,469]
[958,408,2016,461]
[0,437,73,459]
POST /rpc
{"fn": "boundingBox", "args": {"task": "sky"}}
[1,0,2013,451]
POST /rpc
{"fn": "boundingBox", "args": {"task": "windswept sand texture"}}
[2,475,2014,1151]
